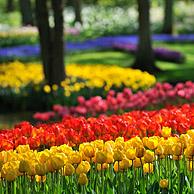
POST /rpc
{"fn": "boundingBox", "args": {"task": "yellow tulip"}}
[76,161,90,175]
[159,179,168,189]
[35,162,47,176]
[97,163,109,171]
[133,158,142,168]
[27,162,36,176]
[146,137,159,150]
[51,154,65,170]
[126,148,136,160]
[83,145,95,158]
[136,146,145,158]
[5,171,18,182]
[187,161,194,171]
[144,150,155,163]
[95,151,107,164]
[119,158,132,170]
[172,143,183,156]
[35,175,46,183]
[63,163,75,176]
[78,173,88,185]
[106,152,114,164]
[161,127,171,138]
[180,134,190,148]
[19,160,30,173]
[143,163,154,174]
[16,144,30,153]
[184,144,194,159]
[113,150,124,161]
[43,85,51,93]
[155,145,164,156]
[69,152,82,164]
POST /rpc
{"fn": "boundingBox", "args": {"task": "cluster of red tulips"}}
[34,81,194,120]
[1,103,194,151]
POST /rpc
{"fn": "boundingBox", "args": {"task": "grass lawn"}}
[66,43,194,83]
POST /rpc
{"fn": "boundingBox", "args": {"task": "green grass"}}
[155,43,194,82]
[66,51,134,67]
[66,43,194,83]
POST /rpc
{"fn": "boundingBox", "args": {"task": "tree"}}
[19,0,34,26]
[162,0,174,34]
[73,0,82,24]
[133,0,159,73]
[6,0,14,12]
[35,0,65,86]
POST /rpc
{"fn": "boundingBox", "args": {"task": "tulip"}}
[63,163,75,176]
[76,161,90,174]
[172,143,183,156]
[113,150,124,161]
[5,171,18,182]
[119,158,132,170]
[143,163,154,174]
[155,145,164,156]
[133,158,142,168]
[185,146,194,159]
[51,154,65,170]
[35,175,46,183]
[16,144,30,153]
[159,179,168,189]
[161,127,171,138]
[144,150,155,163]
[78,173,88,185]
[96,151,107,164]
[126,148,136,160]
[136,146,145,158]
[19,159,30,173]
[35,162,47,176]
[83,145,95,158]
[69,152,82,164]
[97,163,109,171]
[146,137,159,150]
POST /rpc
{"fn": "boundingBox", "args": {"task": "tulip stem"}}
[169,157,172,191]
[101,164,104,194]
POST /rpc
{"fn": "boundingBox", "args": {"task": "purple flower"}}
[0,34,192,60]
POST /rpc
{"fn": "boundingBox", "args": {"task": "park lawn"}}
[66,43,194,83]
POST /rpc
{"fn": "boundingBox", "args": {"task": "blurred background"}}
[0,0,194,128]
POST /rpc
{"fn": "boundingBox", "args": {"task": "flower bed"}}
[0,27,80,47]
[0,62,155,93]
[0,35,188,63]
[0,129,194,193]
[1,28,194,48]
[113,43,185,63]
[0,61,155,111]
[34,81,194,119]
[1,103,194,150]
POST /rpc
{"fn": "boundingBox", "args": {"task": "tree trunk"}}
[133,0,159,73]
[51,0,66,84]
[73,0,82,24]
[35,0,65,86]
[35,0,50,81]
[6,0,14,12]
[162,0,174,34]
[19,0,34,26]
